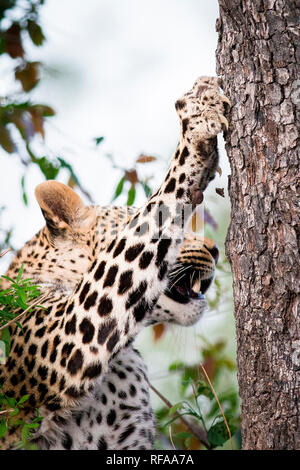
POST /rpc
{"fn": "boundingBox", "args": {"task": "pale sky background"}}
[0,0,229,264]
[0,1,237,406]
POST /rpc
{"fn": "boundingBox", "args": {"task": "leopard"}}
[0,76,229,450]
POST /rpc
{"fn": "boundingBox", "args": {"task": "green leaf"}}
[21,175,28,206]
[176,431,193,448]
[26,421,40,429]
[27,20,46,47]
[168,361,184,371]
[21,424,29,447]
[5,396,16,408]
[140,181,152,198]
[126,184,136,206]
[31,104,55,117]
[94,136,104,146]
[36,157,59,180]
[16,264,24,283]
[16,291,28,308]
[0,37,5,55]
[112,177,125,201]
[207,418,237,448]
[197,381,213,398]
[0,417,7,438]
[0,125,16,153]
[176,431,192,439]
[17,394,29,405]
[1,275,15,283]
[168,402,183,415]
[1,327,11,357]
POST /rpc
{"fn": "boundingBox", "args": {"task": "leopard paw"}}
[197,88,230,136]
[175,76,230,142]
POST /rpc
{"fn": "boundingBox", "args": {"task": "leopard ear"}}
[35,181,89,235]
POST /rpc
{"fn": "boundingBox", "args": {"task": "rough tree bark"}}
[216,0,299,450]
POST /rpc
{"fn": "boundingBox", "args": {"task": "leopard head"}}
[150,233,218,326]
[6,181,217,330]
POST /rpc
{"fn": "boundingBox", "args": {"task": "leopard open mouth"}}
[165,266,214,304]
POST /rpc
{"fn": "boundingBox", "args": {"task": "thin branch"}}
[168,425,176,450]
[0,408,14,416]
[199,363,233,449]
[0,249,11,258]
[149,382,211,449]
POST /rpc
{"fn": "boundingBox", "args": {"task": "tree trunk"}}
[216,0,299,450]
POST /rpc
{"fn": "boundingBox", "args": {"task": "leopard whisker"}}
[171,264,192,279]
[190,270,196,289]
[169,267,191,291]
[169,264,191,279]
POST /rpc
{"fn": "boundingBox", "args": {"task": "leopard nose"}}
[207,244,219,264]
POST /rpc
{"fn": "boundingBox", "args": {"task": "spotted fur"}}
[0,76,229,449]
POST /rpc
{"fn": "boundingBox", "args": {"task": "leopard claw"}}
[221,95,231,107]
[220,115,229,130]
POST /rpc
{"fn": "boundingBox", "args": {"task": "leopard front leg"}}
[38,76,229,408]
[62,76,230,395]
[172,76,230,200]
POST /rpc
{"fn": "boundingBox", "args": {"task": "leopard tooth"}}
[191,279,201,294]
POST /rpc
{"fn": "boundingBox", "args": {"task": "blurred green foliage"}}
[0,0,91,213]
[102,151,155,206]
[0,207,13,252]
[0,263,44,448]
[155,339,240,450]
[0,390,43,450]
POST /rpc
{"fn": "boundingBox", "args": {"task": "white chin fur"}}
[153,293,207,326]
[175,299,207,326]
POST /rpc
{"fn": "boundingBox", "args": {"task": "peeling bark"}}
[216,0,299,450]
